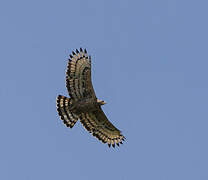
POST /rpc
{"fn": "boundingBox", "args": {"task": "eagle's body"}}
[56,48,125,147]
[70,98,102,113]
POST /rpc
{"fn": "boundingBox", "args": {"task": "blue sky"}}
[1,0,208,179]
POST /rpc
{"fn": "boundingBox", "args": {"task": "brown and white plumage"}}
[56,48,125,147]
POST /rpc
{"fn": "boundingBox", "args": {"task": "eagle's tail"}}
[56,95,78,128]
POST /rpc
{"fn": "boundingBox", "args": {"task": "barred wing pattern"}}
[66,48,96,101]
[80,108,125,147]
[57,48,125,148]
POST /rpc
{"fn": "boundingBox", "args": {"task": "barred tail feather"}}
[56,95,78,128]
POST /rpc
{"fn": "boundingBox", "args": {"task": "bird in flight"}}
[56,48,125,147]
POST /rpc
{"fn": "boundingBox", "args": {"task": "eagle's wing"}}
[79,107,125,147]
[66,48,96,101]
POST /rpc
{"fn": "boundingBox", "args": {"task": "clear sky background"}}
[1,0,208,179]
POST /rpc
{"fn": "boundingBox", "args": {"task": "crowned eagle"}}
[56,48,125,147]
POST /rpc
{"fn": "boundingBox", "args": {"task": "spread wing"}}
[66,48,96,101]
[79,107,125,147]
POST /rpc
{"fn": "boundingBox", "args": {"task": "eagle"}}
[56,48,125,147]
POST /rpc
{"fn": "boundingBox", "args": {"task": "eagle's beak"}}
[97,99,107,105]
[102,101,107,105]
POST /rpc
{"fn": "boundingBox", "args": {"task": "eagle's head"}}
[97,99,106,105]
